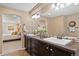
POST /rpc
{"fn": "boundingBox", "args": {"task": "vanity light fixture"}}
[32,14,36,19]
[32,13,40,19]
[51,3,78,11]
[52,3,56,8]
[37,13,40,18]
[52,3,59,10]
[52,3,65,10]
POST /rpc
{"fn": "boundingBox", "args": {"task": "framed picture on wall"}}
[69,21,76,27]
[8,25,14,30]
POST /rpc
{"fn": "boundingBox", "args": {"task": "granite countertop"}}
[26,35,79,55]
[66,42,79,55]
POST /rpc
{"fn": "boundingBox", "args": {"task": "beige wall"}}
[65,13,79,37]
[47,16,65,36]
[35,4,79,38]
[47,13,79,38]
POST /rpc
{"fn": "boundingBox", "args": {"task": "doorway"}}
[2,14,23,54]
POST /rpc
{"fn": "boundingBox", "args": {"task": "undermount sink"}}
[43,37,73,46]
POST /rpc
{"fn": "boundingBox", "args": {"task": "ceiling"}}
[0,3,79,18]
[40,3,79,18]
[0,3,37,12]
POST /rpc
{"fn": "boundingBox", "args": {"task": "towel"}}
[69,27,75,32]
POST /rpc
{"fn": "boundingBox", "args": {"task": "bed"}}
[3,34,21,42]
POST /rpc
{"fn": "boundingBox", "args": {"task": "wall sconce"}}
[32,13,40,19]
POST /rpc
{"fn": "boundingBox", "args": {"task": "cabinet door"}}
[24,35,28,49]
[26,37,31,54]
[54,47,74,56]
[31,38,39,56]
[49,45,74,56]
[49,45,55,56]
[38,41,49,56]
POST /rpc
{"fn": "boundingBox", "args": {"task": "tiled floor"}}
[2,49,30,56]
[3,40,22,54]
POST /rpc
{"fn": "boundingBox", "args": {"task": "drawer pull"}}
[46,47,49,49]
[50,49,53,51]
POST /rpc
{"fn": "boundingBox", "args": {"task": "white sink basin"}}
[43,37,73,46]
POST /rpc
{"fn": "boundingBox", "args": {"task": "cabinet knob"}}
[50,49,53,51]
[46,47,49,49]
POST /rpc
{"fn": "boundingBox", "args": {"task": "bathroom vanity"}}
[24,35,79,56]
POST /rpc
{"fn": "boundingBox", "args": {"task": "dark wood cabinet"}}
[24,36,31,54]
[24,35,28,49]
[49,45,55,56]
[54,46,74,56]
[49,45,74,56]
[38,40,49,56]
[31,38,39,56]
[24,35,75,56]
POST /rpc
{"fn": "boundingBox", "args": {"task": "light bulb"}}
[55,7,59,10]
[52,4,56,8]
[32,14,37,19]
[32,15,34,19]
[60,4,65,8]
[37,15,40,18]
[66,3,72,6]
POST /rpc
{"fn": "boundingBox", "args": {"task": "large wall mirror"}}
[33,3,79,37]
[2,14,21,36]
